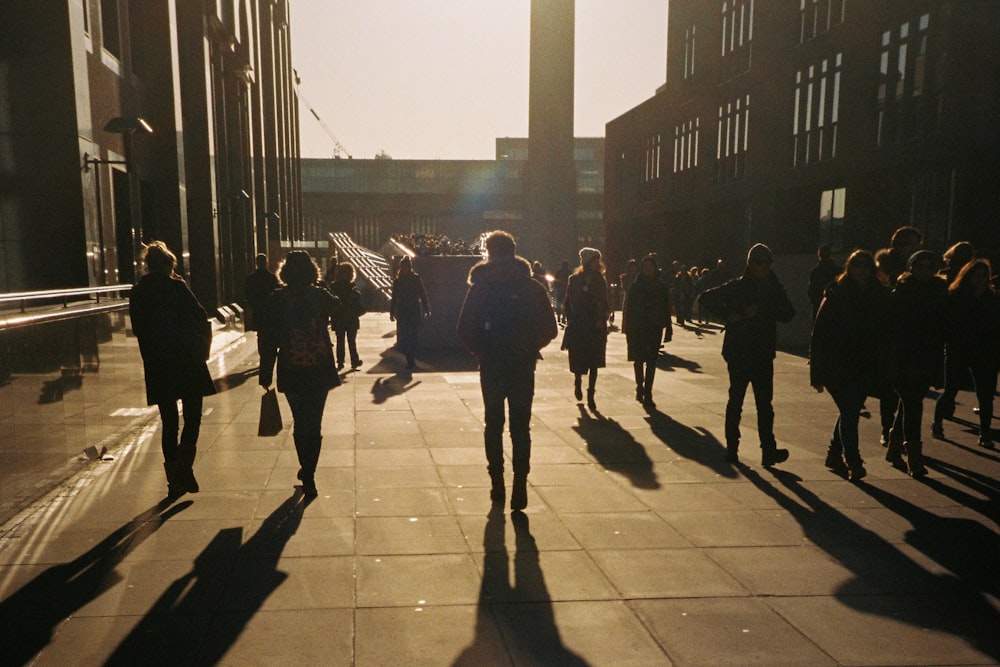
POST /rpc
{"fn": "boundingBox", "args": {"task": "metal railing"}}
[0,285,132,331]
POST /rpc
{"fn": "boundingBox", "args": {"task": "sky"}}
[289,1,668,160]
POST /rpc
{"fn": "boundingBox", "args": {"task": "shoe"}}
[642,396,656,409]
[848,464,867,482]
[301,478,318,497]
[904,441,926,478]
[978,437,995,450]
[337,363,345,370]
[511,475,528,511]
[931,422,944,439]
[725,445,739,464]
[587,389,597,411]
[352,359,363,369]
[824,449,848,475]
[879,433,889,448]
[489,472,505,503]
[885,440,905,467]
[761,447,789,467]
[635,386,643,403]
[574,378,583,402]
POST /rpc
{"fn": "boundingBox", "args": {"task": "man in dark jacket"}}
[699,243,796,466]
[457,231,558,511]
[244,253,280,332]
[807,244,841,321]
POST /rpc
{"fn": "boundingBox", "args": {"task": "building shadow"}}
[572,405,659,489]
[370,375,421,404]
[453,509,589,666]
[105,491,311,665]
[0,498,192,667]
[741,467,1000,662]
[644,409,739,479]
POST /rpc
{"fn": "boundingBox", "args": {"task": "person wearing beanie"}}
[561,247,611,410]
[456,230,558,510]
[698,242,795,466]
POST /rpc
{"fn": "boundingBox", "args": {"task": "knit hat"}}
[907,249,937,271]
[746,243,773,265]
[579,247,602,266]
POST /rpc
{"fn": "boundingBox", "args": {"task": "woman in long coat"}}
[389,256,430,371]
[129,241,216,497]
[623,254,671,408]
[562,247,610,409]
[932,259,1000,448]
[810,250,889,481]
[259,251,342,497]
[329,261,365,370]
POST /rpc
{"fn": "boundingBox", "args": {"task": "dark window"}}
[100,0,121,59]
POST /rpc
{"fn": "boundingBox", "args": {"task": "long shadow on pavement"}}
[645,409,739,479]
[104,491,311,665]
[742,467,1000,662]
[921,456,1000,525]
[0,498,193,667]
[572,406,660,489]
[453,509,588,666]
[370,375,422,404]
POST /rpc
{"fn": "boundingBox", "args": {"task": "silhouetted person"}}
[457,231,557,510]
[623,254,671,409]
[940,241,975,285]
[553,259,570,324]
[808,244,841,321]
[130,241,215,497]
[699,243,795,466]
[244,253,279,332]
[259,251,342,496]
[329,261,365,370]
[810,250,889,481]
[389,255,430,371]
[562,247,610,410]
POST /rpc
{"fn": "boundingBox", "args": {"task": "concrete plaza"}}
[1,313,997,665]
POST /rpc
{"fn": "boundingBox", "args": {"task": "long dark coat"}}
[809,278,890,396]
[623,275,671,362]
[561,269,610,373]
[129,273,216,405]
[886,274,948,388]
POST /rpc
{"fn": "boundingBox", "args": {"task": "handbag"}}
[258,388,283,436]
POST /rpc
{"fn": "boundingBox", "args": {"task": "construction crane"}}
[295,84,352,159]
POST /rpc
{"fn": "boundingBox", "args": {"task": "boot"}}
[511,474,528,511]
[586,388,597,411]
[885,436,905,467]
[574,375,583,401]
[931,421,944,439]
[163,461,185,498]
[634,365,644,403]
[904,441,927,478]
[847,461,867,482]
[725,443,739,464]
[489,470,505,504]
[177,443,199,493]
[635,385,643,403]
[761,445,789,467]
[824,447,848,476]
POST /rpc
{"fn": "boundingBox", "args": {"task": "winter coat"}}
[390,272,429,320]
[129,273,216,405]
[561,269,610,372]
[623,274,672,362]
[258,285,342,393]
[810,278,890,396]
[942,288,1000,369]
[886,274,948,389]
[698,269,795,365]
[456,255,557,370]
[330,279,364,332]
[244,267,280,331]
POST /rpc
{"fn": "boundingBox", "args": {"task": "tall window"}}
[673,119,700,174]
[793,53,842,166]
[720,0,753,78]
[100,0,121,59]
[644,133,662,183]
[800,0,845,43]
[876,13,934,146]
[717,95,750,183]
[819,187,847,250]
[684,24,697,79]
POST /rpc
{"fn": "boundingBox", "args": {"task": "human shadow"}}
[368,346,479,375]
[453,509,589,666]
[37,373,84,404]
[921,457,1000,524]
[656,352,703,374]
[0,498,192,667]
[370,375,421,404]
[644,409,739,479]
[213,367,259,393]
[741,467,1000,662]
[105,491,311,665]
[572,406,660,489]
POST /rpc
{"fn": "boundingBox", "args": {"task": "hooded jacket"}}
[456,255,557,367]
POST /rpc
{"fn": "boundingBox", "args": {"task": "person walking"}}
[129,241,216,498]
[699,243,796,466]
[553,259,570,325]
[244,253,280,332]
[807,244,842,322]
[884,250,948,478]
[810,250,889,481]
[457,231,557,510]
[389,255,431,371]
[623,254,672,409]
[258,251,342,497]
[931,259,1000,449]
[562,247,610,410]
[329,261,365,370]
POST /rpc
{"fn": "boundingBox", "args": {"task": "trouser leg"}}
[480,371,506,477]
[335,330,347,366]
[725,364,751,450]
[157,400,181,462]
[973,363,998,438]
[749,361,776,448]
[347,329,360,366]
[508,370,535,476]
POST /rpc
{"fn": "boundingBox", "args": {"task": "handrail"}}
[0,285,132,332]
[0,301,130,332]
[0,285,132,312]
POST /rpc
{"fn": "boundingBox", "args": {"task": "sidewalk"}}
[1,313,997,666]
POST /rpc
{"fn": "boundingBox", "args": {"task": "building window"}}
[819,187,847,251]
[100,0,121,59]
[717,95,749,183]
[720,0,753,78]
[800,0,845,43]
[684,24,697,79]
[82,0,90,33]
[644,133,662,182]
[793,53,842,166]
[673,118,700,173]
[876,13,934,146]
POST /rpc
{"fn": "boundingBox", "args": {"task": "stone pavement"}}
[0,313,997,666]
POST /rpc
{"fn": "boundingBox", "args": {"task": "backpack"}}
[481,279,537,359]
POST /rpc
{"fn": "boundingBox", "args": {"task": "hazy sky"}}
[290,1,667,160]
